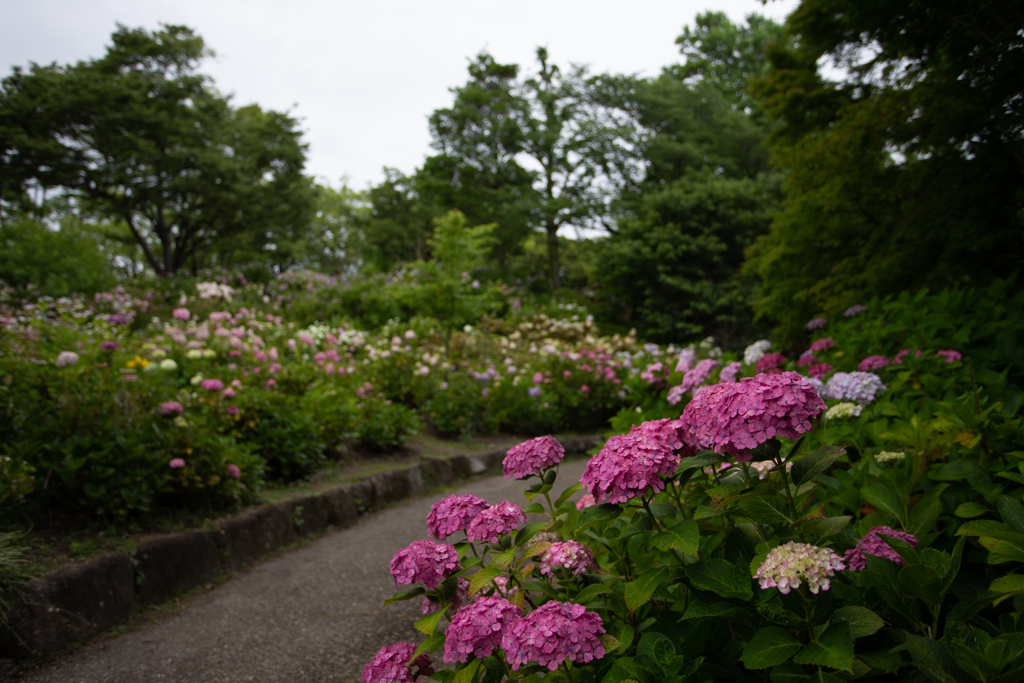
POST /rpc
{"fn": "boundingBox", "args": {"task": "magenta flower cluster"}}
[362,641,433,683]
[679,359,719,395]
[844,526,918,570]
[540,540,597,578]
[858,355,890,371]
[581,421,684,503]
[503,435,565,479]
[200,378,224,392]
[682,371,827,459]
[501,601,606,671]
[427,494,490,540]
[935,349,962,363]
[754,352,787,373]
[389,539,460,589]
[466,501,526,543]
[160,401,184,417]
[443,596,522,663]
[809,337,834,352]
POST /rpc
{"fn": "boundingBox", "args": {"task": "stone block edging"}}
[0,436,601,659]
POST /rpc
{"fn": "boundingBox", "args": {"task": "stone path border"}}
[0,436,600,659]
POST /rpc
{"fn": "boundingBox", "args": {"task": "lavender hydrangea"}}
[466,501,526,543]
[743,339,772,366]
[682,371,827,460]
[858,355,890,371]
[680,359,719,394]
[719,361,742,383]
[443,596,522,663]
[389,539,460,589]
[426,494,490,540]
[806,317,828,330]
[844,526,918,570]
[503,435,565,479]
[362,641,433,683]
[581,422,685,504]
[825,371,886,405]
[844,304,868,317]
[756,542,845,594]
[540,540,597,578]
[501,601,606,671]
[675,347,697,373]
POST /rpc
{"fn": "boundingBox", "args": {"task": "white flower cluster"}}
[196,281,234,301]
[743,340,772,366]
[875,450,907,463]
[756,542,845,594]
[824,401,863,420]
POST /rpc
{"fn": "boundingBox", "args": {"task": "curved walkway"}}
[15,459,590,682]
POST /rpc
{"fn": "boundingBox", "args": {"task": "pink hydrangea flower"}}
[443,596,522,663]
[362,641,433,683]
[226,464,241,479]
[666,384,686,405]
[809,337,834,352]
[172,308,190,321]
[169,458,186,469]
[754,352,787,373]
[844,526,918,571]
[719,361,742,383]
[502,601,606,671]
[576,493,597,510]
[426,494,490,540]
[466,501,526,543]
[389,539,460,589]
[681,371,827,460]
[503,435,565,479]
[808,362,833,379]
[756,542,844,594]
[226,406,239,415]
[893,348,922,364]
[200,378,224,392]
[680,359,719,394]
[935,349,962,363]
[540,540,597,578]
[581,421,685,504]
[859,355,890,371]
[675,348,697,373]
[797,351,817,367]
[160,401,184,417]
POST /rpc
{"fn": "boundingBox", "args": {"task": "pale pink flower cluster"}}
[581,421,684,503]
[682,371,827,460]
[200,378,225,392]
[226,464,241,479]
[55,351,79,367]
[718,361,742,383]
[443,596,522,663]
[575,493,597,510]
[503,435,565,479]
[680,359,719,395]
[426,494,490,540]
[756,541,845,594]
[501,601,606,671]
[466,501,526,543]
[362,641,432,683]
[389,539,460,589]
[160,401,184,417]
[935,349,962,363]
[539,540,597,578]
[169,458,186,469]
[172,307,190,321]
[844,526,918,570]
[675,348,697,373]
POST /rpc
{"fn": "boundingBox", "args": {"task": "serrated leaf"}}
[412,632,445,661]
[383,586,426,606]
[681,599,752,621]
[521,502,545,514]
[770,662,813,682]
[490,547,516,570]
[861,483,907,525]
[578,502,621,530]
[807,516,852,544]
[905,635,959,683]
[796,502,827,523]
[453,658,483,683]
[990,574,1024,595]
[651,520,700,555]
[515,521,548,547]
[522,540,552,558]
[678,452,725,472]
[414,608,446,636]
[601,633,627,654]
[956,520,1024,542]
[899,564,944,606]
[954,502,991,518]
[791,445,846,486]
[624,567,670,612]
[998,496,1024,533]
[864,555,918,623]
[554,482,583,509]
[469,566,504,595]
[792,622,854,670]
[685,559,753,600]
[982,538,1024,564]
[740,496,793,525]
[574,583,610,605]
[741,627,802,669]
[757,603,804,627]
[831,606,884,639]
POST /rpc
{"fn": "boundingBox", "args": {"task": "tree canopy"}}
[0,24,315,277]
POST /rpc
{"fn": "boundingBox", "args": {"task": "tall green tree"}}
[0,24,314,277]
[746,0,1024,342]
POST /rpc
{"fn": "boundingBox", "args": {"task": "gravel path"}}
[14,458,589,683]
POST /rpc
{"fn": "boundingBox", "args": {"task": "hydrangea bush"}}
[368,355,1024,682]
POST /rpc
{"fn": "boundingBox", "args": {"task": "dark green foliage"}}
[0,214,115,297]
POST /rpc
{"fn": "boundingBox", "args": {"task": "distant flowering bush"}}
[171,307,190,321]
[844,526,918,570]
[743,339,772,366]
[200,378,225,392]
[824,371,886,405]
[806,316,828,330]
[502,435,565,479]
[809,337,834,352]
[756,542,845,594]
[160,401,184,417]
[844,304,868,317]
[55,351,79,367]
[935,349,962,363]
[858,354,890,371]
[679,358,718,395]
[426,494,490,540]
[169,458,186,469]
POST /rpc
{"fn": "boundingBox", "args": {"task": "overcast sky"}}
[2,0,798,191]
